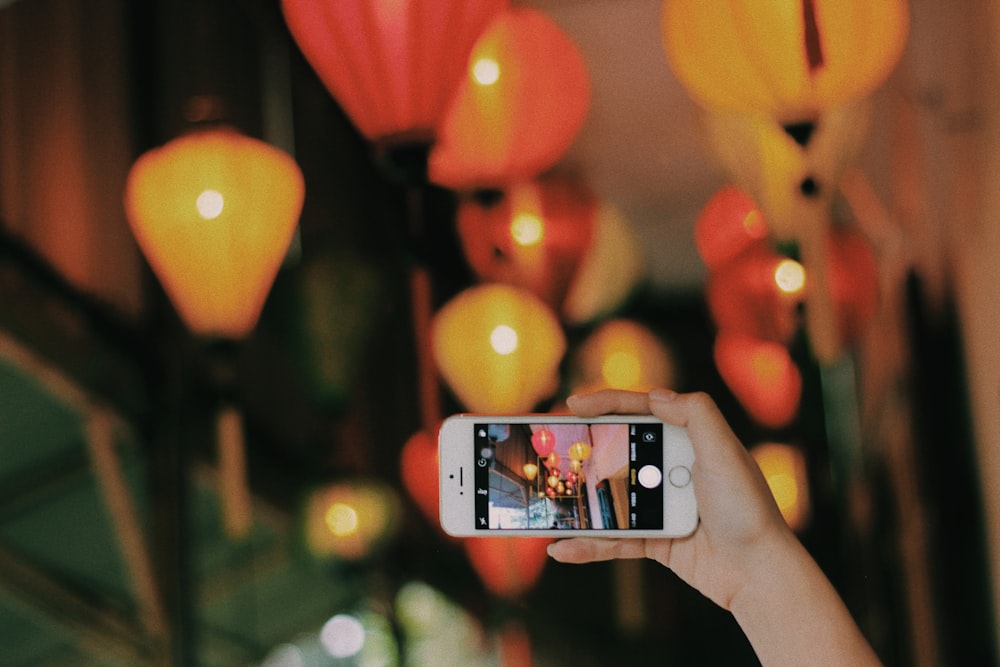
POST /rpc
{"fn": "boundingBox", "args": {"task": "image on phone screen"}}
[473,422,664,530]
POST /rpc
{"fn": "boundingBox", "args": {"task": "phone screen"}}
[472,421,664,531]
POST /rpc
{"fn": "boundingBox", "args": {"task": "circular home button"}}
[668,465,692,488]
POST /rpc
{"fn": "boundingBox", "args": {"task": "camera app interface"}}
[473,422,664,530]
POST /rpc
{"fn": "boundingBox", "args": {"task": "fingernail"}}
[649,388,678,403]
[566,395,580,409]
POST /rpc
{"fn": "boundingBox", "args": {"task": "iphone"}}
[438,414,697,538]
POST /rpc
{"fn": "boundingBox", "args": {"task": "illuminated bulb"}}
[510,213,544,246]
[471,57,501,85]
[320,614,365,659]
[324,502,359,537]
[774,259,806,295]
[490,324,519,355]
[196,189,224,219]
[601,350,642,390]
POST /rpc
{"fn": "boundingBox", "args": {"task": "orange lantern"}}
[303,480,401,560]
[464,536,552,599]
[281,0,506,146]
[714,332,802,429]
[431,284,566,413]
[750,442,810,531]
[706,241,805,345]
[694,186,769,271]
[456,174,596,311]
[123,127,304,340]
[400,428,441,527]
[571,319,676,394]
[429,6,591,188]
[662,0,909,122]
[827,226,879,345]
[543,451,561,470]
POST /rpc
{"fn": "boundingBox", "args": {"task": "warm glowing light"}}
[750,442,810,531]
[472,57,501,85]
[325,502,359,537]
[510,213,544,246]
[196,189,224,219]
[742,210,767,238]
[320,614,365,659]
[522,463,539,481]
[601,350,642,390]
[774,259,806,295]
[568,441,591,462]
[490,324,519,355]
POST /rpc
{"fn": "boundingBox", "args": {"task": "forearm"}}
[729,531,881,667]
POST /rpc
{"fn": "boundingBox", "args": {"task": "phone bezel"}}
[438,414,697,538]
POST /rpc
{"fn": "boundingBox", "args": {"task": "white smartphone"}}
[438,414,697,538]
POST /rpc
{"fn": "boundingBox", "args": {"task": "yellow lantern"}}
[571,319,675,394]
[661,0,909,122]
[750,442,810,531]
[124,127,304,339]
[431,284,565,413]
[304,480,401,560]
[568,441,591,462]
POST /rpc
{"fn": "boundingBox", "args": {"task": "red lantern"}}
[694,186,769,271]
[430,6,591,188]
[827,226,879,344]
[281,0,506,145]
[714,332,802,429]
[464,537,552,599]
[531,427,556,457]
[400,429,441,527]
[124,127,304,340]
[706,241,805,345]
[456,174,596,312]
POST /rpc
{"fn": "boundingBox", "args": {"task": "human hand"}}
[547,388,793,610]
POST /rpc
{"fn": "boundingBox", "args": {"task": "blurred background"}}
[1,0,999,665]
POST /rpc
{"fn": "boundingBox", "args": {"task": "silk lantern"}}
[706,241,805,345]
[750,442,810,531]
[694,186,769,271]
[571,319,676,394]
[431,284,565,413]
[400,428,441,528]
[714,332,802,429]
[531,427,556,458]
[281,0,506,147]
[124,127,304,339]
[456,174,596,311]
[662,0,909,122]
[429,6,591,188]
[463,536,552,599]
[124,127,305,540]
[304,480,401,560]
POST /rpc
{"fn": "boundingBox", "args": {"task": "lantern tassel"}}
[216,405,252,540]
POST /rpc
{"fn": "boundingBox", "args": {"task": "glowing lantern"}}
[456,174,596,312]
[124,127,304,339]
[522,463,539,481]
[531,427,556,457]
[430,6,591,188]
[562,202,645,324]
[464,537,552,599]
[543,451,561,470]
[304,480,401,560]
[400,429,442,527]
[431,284,566,413]
[714,332,802,429]
[281,0,506,146]
[571,319,676,394]
[694,186,769,271]
[827,226,879,345]
[569,441,591,462]
[661,0,909,122]
[750,442,810,531]
[706,242,804,345]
